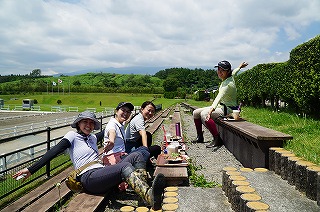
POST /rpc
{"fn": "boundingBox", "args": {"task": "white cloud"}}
[0,0,319,75]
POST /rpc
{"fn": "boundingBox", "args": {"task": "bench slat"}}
[65,193,105,212]
[217,119,293,141]
[23,180,71,212]
[146,118,163,134]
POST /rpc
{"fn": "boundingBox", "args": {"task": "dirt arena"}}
[0,111,80,128]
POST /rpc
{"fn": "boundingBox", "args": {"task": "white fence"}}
[0,141,58,172]
[0,111,113,172]
[0,111,110,140]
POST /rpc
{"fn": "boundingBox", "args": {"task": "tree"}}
[30,69,41,77]
[163,78,178,92]
[73,80,81,86]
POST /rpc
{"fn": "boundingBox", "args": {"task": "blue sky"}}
[0,0,319,76]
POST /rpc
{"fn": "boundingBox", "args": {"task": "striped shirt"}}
[64,131,103,171]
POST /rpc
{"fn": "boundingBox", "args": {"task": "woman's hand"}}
[12,168,31,181]
[205,112,211,121]
[104,139,114,152]
[239,61,248,69]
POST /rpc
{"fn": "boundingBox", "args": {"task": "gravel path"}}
[177,108,243,184]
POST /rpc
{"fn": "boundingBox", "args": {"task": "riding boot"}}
[192,119,204,143]
[204,118,219,137]
[206,135,223,148]
[122,167,166,210]
[134,161,148,183]
[192,133,204,143]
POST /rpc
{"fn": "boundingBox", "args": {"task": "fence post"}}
[14,126,17,136]
[0,156,6,172]
[99,116,103,132]
[46,127,51,178]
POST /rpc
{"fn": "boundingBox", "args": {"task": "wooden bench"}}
[180,102,199,113]
[146,117,163,134]
[3,147,108,212]
[64,149,108,211]
[64,193,106,212]
[215,118,293,169]
[161,107,172,118]
[154,104,189,186]
[180,102,293,169]
[154,166,188,186]
[2,166,73,212]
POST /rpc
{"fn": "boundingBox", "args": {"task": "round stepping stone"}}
[162,203,179,211]
[230,175,247,181]
[149,209,162,212]
[240,167,253,172]
[226,171,242,176]
[163,197,179,204]
[164,191,178,197]
[135,206,149,212]
[246,201,270,211]
[165,186,178,192]
[120,205,135,212]
[231,186,256,211]
[239,193,262,212]
[232,180,250,187]
[223,166,237,172]
[254,168,268,172]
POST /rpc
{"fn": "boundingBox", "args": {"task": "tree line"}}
[0,68,220,96]
[237,35,320,118]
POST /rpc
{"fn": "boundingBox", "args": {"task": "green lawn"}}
[240,107,320,165]
[1,93,182,111]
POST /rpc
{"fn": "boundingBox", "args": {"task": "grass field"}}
[1,93,183,111]
[240,107,320,165]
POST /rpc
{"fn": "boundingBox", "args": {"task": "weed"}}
[187,159,220,188]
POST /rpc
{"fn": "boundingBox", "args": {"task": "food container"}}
[167,144,178,155]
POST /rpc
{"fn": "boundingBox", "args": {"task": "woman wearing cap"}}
[103,102,151,164]
[125,101,162,164]
[13,111,166,210]
[192,61,248,148]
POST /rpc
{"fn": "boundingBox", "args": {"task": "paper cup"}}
[232,110,240,120]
